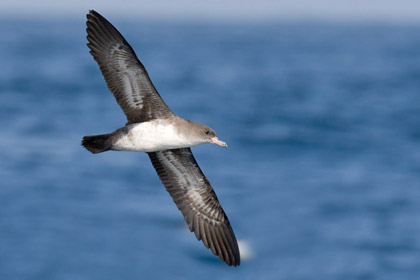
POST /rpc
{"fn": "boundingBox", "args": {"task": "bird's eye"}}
[205,130,210,135]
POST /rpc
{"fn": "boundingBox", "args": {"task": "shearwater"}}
[81,10,240,266]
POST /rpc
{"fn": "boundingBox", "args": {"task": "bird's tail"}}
[81,134,112,154]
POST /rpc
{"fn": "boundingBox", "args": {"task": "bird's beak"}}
[210,137,228,148]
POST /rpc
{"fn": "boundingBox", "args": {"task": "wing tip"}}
[223,225,241,266]
[87,9,100,20]
[195,219,241,266]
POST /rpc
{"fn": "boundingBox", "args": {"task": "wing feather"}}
[148,148,240,266]
[86,10,173,123]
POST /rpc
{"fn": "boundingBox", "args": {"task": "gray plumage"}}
[87,10,173,124]
[83,10,240,266]
[148,148,240,266]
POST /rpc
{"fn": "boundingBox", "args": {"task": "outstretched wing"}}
[148,148,240,266]
[86,10,174,124]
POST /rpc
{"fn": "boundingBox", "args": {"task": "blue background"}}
[1,18,420,279]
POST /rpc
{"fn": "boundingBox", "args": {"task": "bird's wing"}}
[148,148,240,266]
[86,10,174,124]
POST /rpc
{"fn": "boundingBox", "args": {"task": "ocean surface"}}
[1,17,420,280]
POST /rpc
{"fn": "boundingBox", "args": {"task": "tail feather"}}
[82,134,112,154]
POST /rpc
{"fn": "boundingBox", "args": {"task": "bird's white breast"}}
[112,120,194,152]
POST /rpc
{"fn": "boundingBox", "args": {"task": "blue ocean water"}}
[1,17,420,279]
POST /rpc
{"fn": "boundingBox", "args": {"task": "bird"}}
[81,10,240,266]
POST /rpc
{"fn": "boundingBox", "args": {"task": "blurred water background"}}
[1,17,420,279]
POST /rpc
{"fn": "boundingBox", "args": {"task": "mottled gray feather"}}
[148,148,240,266]
[86,10,173,124]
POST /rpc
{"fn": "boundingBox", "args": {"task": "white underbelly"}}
[112,121,192,152]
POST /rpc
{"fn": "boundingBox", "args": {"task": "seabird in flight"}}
[81,10,240,266]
